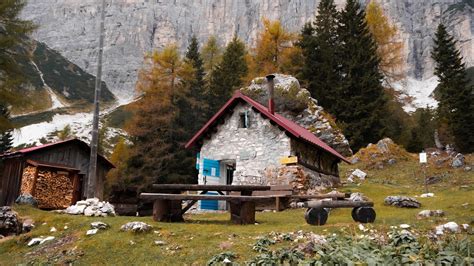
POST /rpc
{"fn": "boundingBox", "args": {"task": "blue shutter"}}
[200,192,219,210]
[202,158,220,177]
[196,153,200,170]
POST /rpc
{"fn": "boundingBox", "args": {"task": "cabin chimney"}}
[266,74,275,114]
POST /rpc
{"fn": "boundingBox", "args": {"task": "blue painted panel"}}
[196,153,200,170]
[202,158,220,177]
[200,192,218,210]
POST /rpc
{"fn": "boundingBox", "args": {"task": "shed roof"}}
[185,91,350,164]
[26,159,81,172]
[1,138,115,168]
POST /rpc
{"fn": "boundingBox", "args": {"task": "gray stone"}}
[15,194,38,207]
[349,169,367,180]
[121,222,152,233]
[85,198,100,206]
[27,237,43,246]
[464,166,472,171]
[0,206,22,236]
[388,159,397,165]
[384,196,421,208]
[154,240,167,246]
[86,229,99,236]
[349,193,365,202]
[91,221,109,230]
[350,157,360,164]
[65,205,86,215]
[451,153,465,168]
[84,206,98,217]
[22,219,35,233]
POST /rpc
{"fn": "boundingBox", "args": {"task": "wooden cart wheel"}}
[352,207,376,223]
[305,208,329,225]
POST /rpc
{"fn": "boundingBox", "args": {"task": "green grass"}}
[1,158,473,265]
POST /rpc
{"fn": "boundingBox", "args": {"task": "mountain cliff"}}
[20,0,473,104]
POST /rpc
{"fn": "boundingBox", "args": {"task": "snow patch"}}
[30,60,66,110]
[392,76,439,112]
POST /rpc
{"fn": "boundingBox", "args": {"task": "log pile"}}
[34,170,74,209]
[20,166,37,195]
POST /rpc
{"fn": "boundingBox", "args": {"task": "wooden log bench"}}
[140,193,273,224]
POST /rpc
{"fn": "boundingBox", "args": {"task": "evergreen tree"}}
[431,23,474,152]
[127,45,196,186]
[0,104,13,153]
[0,0,36,123]
[336,0,387,151]
[183,35,207,132]
[298,0,340,109]
[207,36,248,116]
[406,107,435,152]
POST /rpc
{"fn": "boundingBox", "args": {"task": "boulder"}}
[417,210,444,218]
[15,194,38,207]
[349,192,366,202]
[349,169,367,180]
[65,198,116,217]
[0,206,22,236]
[22,219,35,232]
[91,221,109,230]
[86,229,99,236]
[384,196,421,208]
[65,205,86,215]
[121,221,152,233]
[451,153,465,168]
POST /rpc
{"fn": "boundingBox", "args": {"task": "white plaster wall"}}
[199,103,291,185]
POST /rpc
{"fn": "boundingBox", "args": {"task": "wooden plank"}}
[141,193,272,201]
[151,184,271,191]
[304,200,374,209]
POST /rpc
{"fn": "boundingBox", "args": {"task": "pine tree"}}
[0,0,36,119]
[207,36,248,116]
[299,0,340,109]
[183,35,207,132]
[0,104,13,153]
[127,45,196,186]
[432,23,474,152]
[365,0,405,84]
[336,0,387,151]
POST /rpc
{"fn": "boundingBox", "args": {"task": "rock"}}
[0,206,22,236]
[464,166,471,172]
[86,198,100,205]
[86,229,99,236]
[443,222,460,233]
[376,138,394,153]
[50,227,57,232]
[420,193,434,198]
[27,238,43,246]
[350,157,360,164]
[75,200,88,206]
[451,153,465,168]
[40,236,55,244]
[84,206,98,217]
[22,219,35,233]
[121,222,152,233]
[65,205,86,215]
[91,221,109,230]
[384,196,421,208]
[349,192,365,202]
[417,210,445,218]
[462,224,469,230]
[15,194,38,207]
[349,169,367,181]
[155,240,167,246]
[400,224,410,229]
[388,159,396,165]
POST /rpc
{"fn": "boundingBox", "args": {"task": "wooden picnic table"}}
[142,184,272,224]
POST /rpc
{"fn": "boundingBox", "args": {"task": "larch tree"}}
[207,36,248,116]
[365,0,405,84]
[127,44,196,186]
[336,0,387,151]
[0,0,36,131]
[299,0,340,109]
[201,35,222,73]
[250,18,298,77]
[431,23,474,152]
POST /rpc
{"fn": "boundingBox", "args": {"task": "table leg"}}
[229,200,255,224]
[153,199,184,222]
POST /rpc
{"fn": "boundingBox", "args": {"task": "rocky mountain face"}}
[21,0,473,103]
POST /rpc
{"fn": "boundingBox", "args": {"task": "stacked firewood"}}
[34,170,74,209]
[20,166,37,195]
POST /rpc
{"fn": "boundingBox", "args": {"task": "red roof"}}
[2,138,115,168]
[185,91,350,163]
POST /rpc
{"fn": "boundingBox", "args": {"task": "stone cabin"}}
[186,79,350,209]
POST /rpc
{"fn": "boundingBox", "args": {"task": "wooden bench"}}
[140,193,272,224]
[303,200,376,225]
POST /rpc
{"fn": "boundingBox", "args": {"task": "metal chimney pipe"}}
[266,74,275,114]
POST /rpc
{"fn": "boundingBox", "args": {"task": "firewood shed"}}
[0,139,114,207]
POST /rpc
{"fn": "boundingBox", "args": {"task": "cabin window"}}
[239,111,249,128]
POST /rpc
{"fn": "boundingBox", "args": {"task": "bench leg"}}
[276,197,289,211]
[153,199,184,222]
[229,201,255,224]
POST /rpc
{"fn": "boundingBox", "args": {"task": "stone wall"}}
[199,102,291,185]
